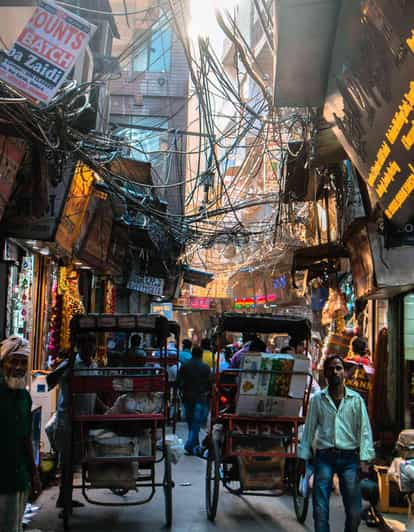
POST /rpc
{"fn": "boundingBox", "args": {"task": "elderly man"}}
[0,343,40,532]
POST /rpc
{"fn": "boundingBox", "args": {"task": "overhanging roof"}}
[182,266,214,288]
[274,0,340,107]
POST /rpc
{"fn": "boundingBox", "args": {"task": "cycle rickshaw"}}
[61,313,174,529]
[205,313,312,523]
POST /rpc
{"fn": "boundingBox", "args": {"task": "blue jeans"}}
[313,448,362,532]
[184,401,209,453]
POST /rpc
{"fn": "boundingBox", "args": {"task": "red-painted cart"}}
[61,314,174,530]
[205,313,313,524]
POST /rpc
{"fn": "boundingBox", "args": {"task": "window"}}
[132,20,172,73]
[113,115,169,180]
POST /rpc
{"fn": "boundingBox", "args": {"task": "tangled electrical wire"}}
[0,0,316,277]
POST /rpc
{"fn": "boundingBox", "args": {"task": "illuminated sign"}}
[234,294,277,309]
[324,1,414,225]
[150,302,173,321]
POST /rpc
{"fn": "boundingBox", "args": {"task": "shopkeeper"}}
[0,342,41,532]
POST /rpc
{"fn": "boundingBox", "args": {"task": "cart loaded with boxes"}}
[205,313,313,523]
[61,313,174,530]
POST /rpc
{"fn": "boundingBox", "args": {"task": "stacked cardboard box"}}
[236,352,309,417]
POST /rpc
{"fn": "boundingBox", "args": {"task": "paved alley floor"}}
[29,424,407,531]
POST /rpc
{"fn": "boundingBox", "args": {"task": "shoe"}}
[56,498,85,508]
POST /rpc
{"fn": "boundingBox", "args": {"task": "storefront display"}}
[58,267,85,350]
[6,254,34,340]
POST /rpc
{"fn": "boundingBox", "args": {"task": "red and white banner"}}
[0,0,95,104]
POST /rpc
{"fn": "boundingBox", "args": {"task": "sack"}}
[165,434,184,464]
[397,430,414,459]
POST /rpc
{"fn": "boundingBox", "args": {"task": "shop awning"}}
[182,266,214,288]
[107,157,152,186]
[293,243,349,271]
[292,242,349,287]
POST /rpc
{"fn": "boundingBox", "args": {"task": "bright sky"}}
[189,0,239,41]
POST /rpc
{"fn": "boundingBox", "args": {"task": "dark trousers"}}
[184,401,209,453]
[313,448,362,532]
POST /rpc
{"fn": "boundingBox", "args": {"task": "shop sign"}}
[345,226,375,299]
[344,361,374,404]
[55,162,95,253]
[2,156,76,241]
[127,273,165,297]
[150,302,173,321]
[384,217,414,248]
[0,0,95,104]
[234,294,277,309]
[0,135,26,222]
[77,203,112,268]
[272,276,287,289]
[324,1,414,225]
[190,297,211,310]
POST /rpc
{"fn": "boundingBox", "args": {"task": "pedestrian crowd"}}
[0,331,376,532]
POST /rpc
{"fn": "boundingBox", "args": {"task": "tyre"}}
[164,449,173,526]
[110,488,129,496]
[292,459,309,524]
[205,442,220,521]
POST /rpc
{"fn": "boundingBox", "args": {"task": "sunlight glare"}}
[189,0,239,40]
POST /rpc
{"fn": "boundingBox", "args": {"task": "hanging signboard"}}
[0,0,96,104]
[150,302,173,321]
[55,162,95,253]
[324,1,414,226]
[2,155,76,241]
[0,135,27,222]
[127,272,165,297]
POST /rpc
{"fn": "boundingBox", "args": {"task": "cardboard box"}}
[270,397,303,417]
[268,356,294,397]
[236,395,273,416]
[289,354,311,398]
[239,353,262,395]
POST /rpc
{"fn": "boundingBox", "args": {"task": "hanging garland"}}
[59,266,85,350]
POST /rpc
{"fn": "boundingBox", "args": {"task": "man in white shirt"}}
[298,354,375,532]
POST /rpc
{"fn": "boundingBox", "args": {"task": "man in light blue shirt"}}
[298,354,375,532]
[179,339,192,365]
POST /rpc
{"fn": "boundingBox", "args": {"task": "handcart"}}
[61,313,174,529]
[205,313,312,524]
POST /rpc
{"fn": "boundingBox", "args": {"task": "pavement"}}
[28,424,407,532]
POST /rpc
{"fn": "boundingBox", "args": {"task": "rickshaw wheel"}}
[292,459,309,524]
[164,449,173,526]
[205,442,220,521]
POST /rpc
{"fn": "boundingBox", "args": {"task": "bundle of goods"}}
[106,391,163,415]
[88,429,139,458]
[388,430,414,493]
[236,352,310,417]
[324,332,352,358]
[238,448,285,491]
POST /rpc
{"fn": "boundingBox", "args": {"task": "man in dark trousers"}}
[298,354,375,532]
[177,345,211,455]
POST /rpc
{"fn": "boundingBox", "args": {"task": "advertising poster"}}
[0,0,95,104]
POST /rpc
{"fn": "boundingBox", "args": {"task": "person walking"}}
[177,345,211,455]
[179,338,192,365]
[298,354,375,532]
[0,344,41,532]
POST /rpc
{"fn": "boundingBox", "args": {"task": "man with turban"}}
[0,339,40,532]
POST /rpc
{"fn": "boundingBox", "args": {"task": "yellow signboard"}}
[55,162,95,253]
